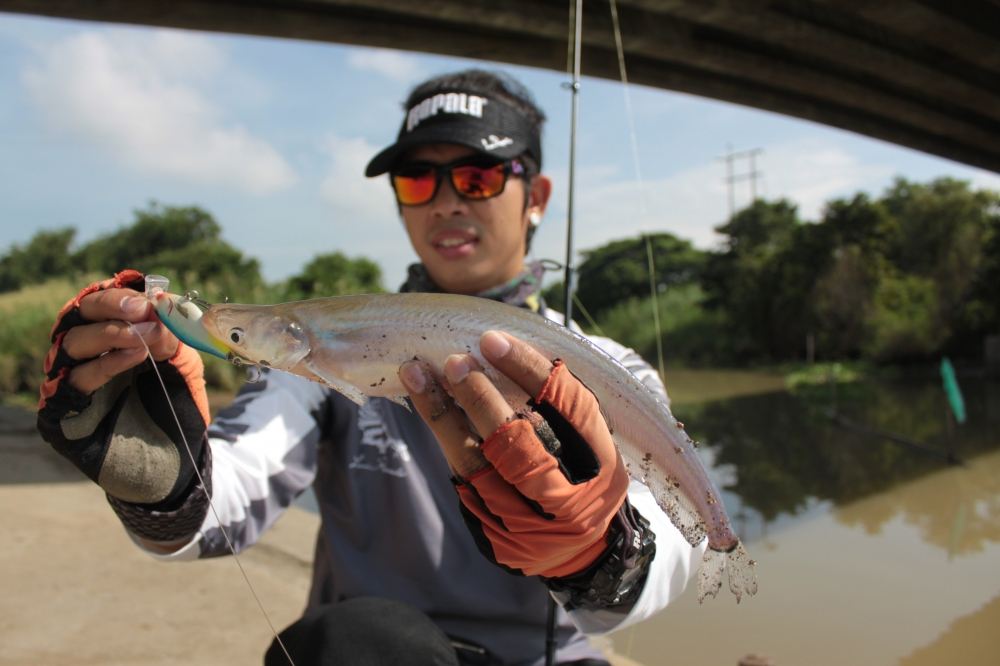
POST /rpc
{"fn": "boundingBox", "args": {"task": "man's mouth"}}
[431,229,479,258]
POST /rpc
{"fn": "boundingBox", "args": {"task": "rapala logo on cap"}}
[481,134,513,151]
[406,93,488,132]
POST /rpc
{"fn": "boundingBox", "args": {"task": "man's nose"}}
[429,175,470,215]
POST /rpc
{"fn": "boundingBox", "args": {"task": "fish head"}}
[150,291,231,360]
[200,303,312,371]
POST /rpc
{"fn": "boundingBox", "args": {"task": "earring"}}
[529,212,542,227]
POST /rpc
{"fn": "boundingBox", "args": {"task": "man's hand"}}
[37,271,212,536]
[398,330,629,579]
[62,286,179,394]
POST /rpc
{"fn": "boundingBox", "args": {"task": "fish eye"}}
[229,327,245,345]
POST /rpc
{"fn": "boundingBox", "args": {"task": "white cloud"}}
[530,137,901,264]
[319,135,415,288]
[965,167,1000,193]
[21,29,295,194]
[347,48,424,83]
[761,138,895,220]
[319,135,397,215]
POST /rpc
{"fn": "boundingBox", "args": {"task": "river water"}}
[610,370,1000,666]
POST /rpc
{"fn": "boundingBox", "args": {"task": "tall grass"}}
[0,275,250,401]
[0,276,91,397]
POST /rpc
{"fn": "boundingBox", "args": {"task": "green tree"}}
[812,245,876,358]
[881,178,997,358]
[701,199,806,360]
[544,232,705,318]
[955,207,1000,349]
[72,202,265,300]
[809,194,895,359]
[280,252,385,300]
[864,272,942,362]
[0,227,77,292]
[822,193,898,256]
[75,202,223,274]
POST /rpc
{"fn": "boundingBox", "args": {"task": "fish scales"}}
[191,292,757,603]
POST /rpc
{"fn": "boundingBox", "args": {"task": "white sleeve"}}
[134,370,327,561]
[563,479,706,634]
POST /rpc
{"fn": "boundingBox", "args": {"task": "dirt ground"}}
[0,404,637,666]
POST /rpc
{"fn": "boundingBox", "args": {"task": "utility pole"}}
[718,145,764,219]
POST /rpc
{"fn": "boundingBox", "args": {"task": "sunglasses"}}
[391,156,526,206]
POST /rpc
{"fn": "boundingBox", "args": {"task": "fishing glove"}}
[37,269,213,541]
[455,360,654,603]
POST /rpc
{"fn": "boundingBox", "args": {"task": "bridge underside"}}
[2,0,998,172]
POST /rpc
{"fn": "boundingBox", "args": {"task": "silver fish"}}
[188,292,757,603]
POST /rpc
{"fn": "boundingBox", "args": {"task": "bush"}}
[588,284,731,368]
[0,277,86,396]
[0,274,252,400]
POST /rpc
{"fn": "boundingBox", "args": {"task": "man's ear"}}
[528,175,553,217]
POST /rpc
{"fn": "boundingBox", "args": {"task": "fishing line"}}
[130,323,297,666]
[608,0,667,383]
[546,4,585,664]
[608,1,661,657]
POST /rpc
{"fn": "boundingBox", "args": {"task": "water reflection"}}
[837,443,1000,557]
[611,445,1000,666]
[900,593,1000,665]
[609,375,1000,665]
[677,377,1000,550]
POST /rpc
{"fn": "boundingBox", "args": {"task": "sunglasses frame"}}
[390,156,526,206]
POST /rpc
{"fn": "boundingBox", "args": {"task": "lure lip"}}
[150,291,233,361]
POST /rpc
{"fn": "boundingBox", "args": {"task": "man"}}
[37,69,703,665]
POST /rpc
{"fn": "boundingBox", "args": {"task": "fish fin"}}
[304,360,368,406]
[726,541,758,603]
[698,547,724,603]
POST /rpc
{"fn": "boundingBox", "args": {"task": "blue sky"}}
[2,12,998,291]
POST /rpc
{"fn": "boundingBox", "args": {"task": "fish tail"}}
[726,541,758,603]
[697,548,724,603]
[697,541,758,603]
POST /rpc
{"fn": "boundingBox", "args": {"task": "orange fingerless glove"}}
[456,361,630,579]
[37,270,211,523]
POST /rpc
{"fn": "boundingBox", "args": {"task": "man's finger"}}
[443,354,517,444]
[398,360,490,478]
[78,288,152,324]
[62,320,165,361]
[478,331,554,400]
[68,347,149,395]
[135,321,180,363]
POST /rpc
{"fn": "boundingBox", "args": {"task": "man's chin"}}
[428,263,493,295]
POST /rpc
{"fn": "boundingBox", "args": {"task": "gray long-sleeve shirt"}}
[139,313,705,665]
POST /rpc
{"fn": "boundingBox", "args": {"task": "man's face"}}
[397,143,550,295]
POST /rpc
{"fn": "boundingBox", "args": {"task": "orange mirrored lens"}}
[451,163,507,199]
[392,170,438,205]
[391,160,511,205]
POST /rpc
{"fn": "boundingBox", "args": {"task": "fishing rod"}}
[560,0,583,330]
[549,4,583,662]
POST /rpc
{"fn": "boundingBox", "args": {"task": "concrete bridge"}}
[2,0,997,172]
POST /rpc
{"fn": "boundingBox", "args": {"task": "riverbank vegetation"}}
[0,202,383,395]
[1,176,996,397]
[546,177,999,369]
